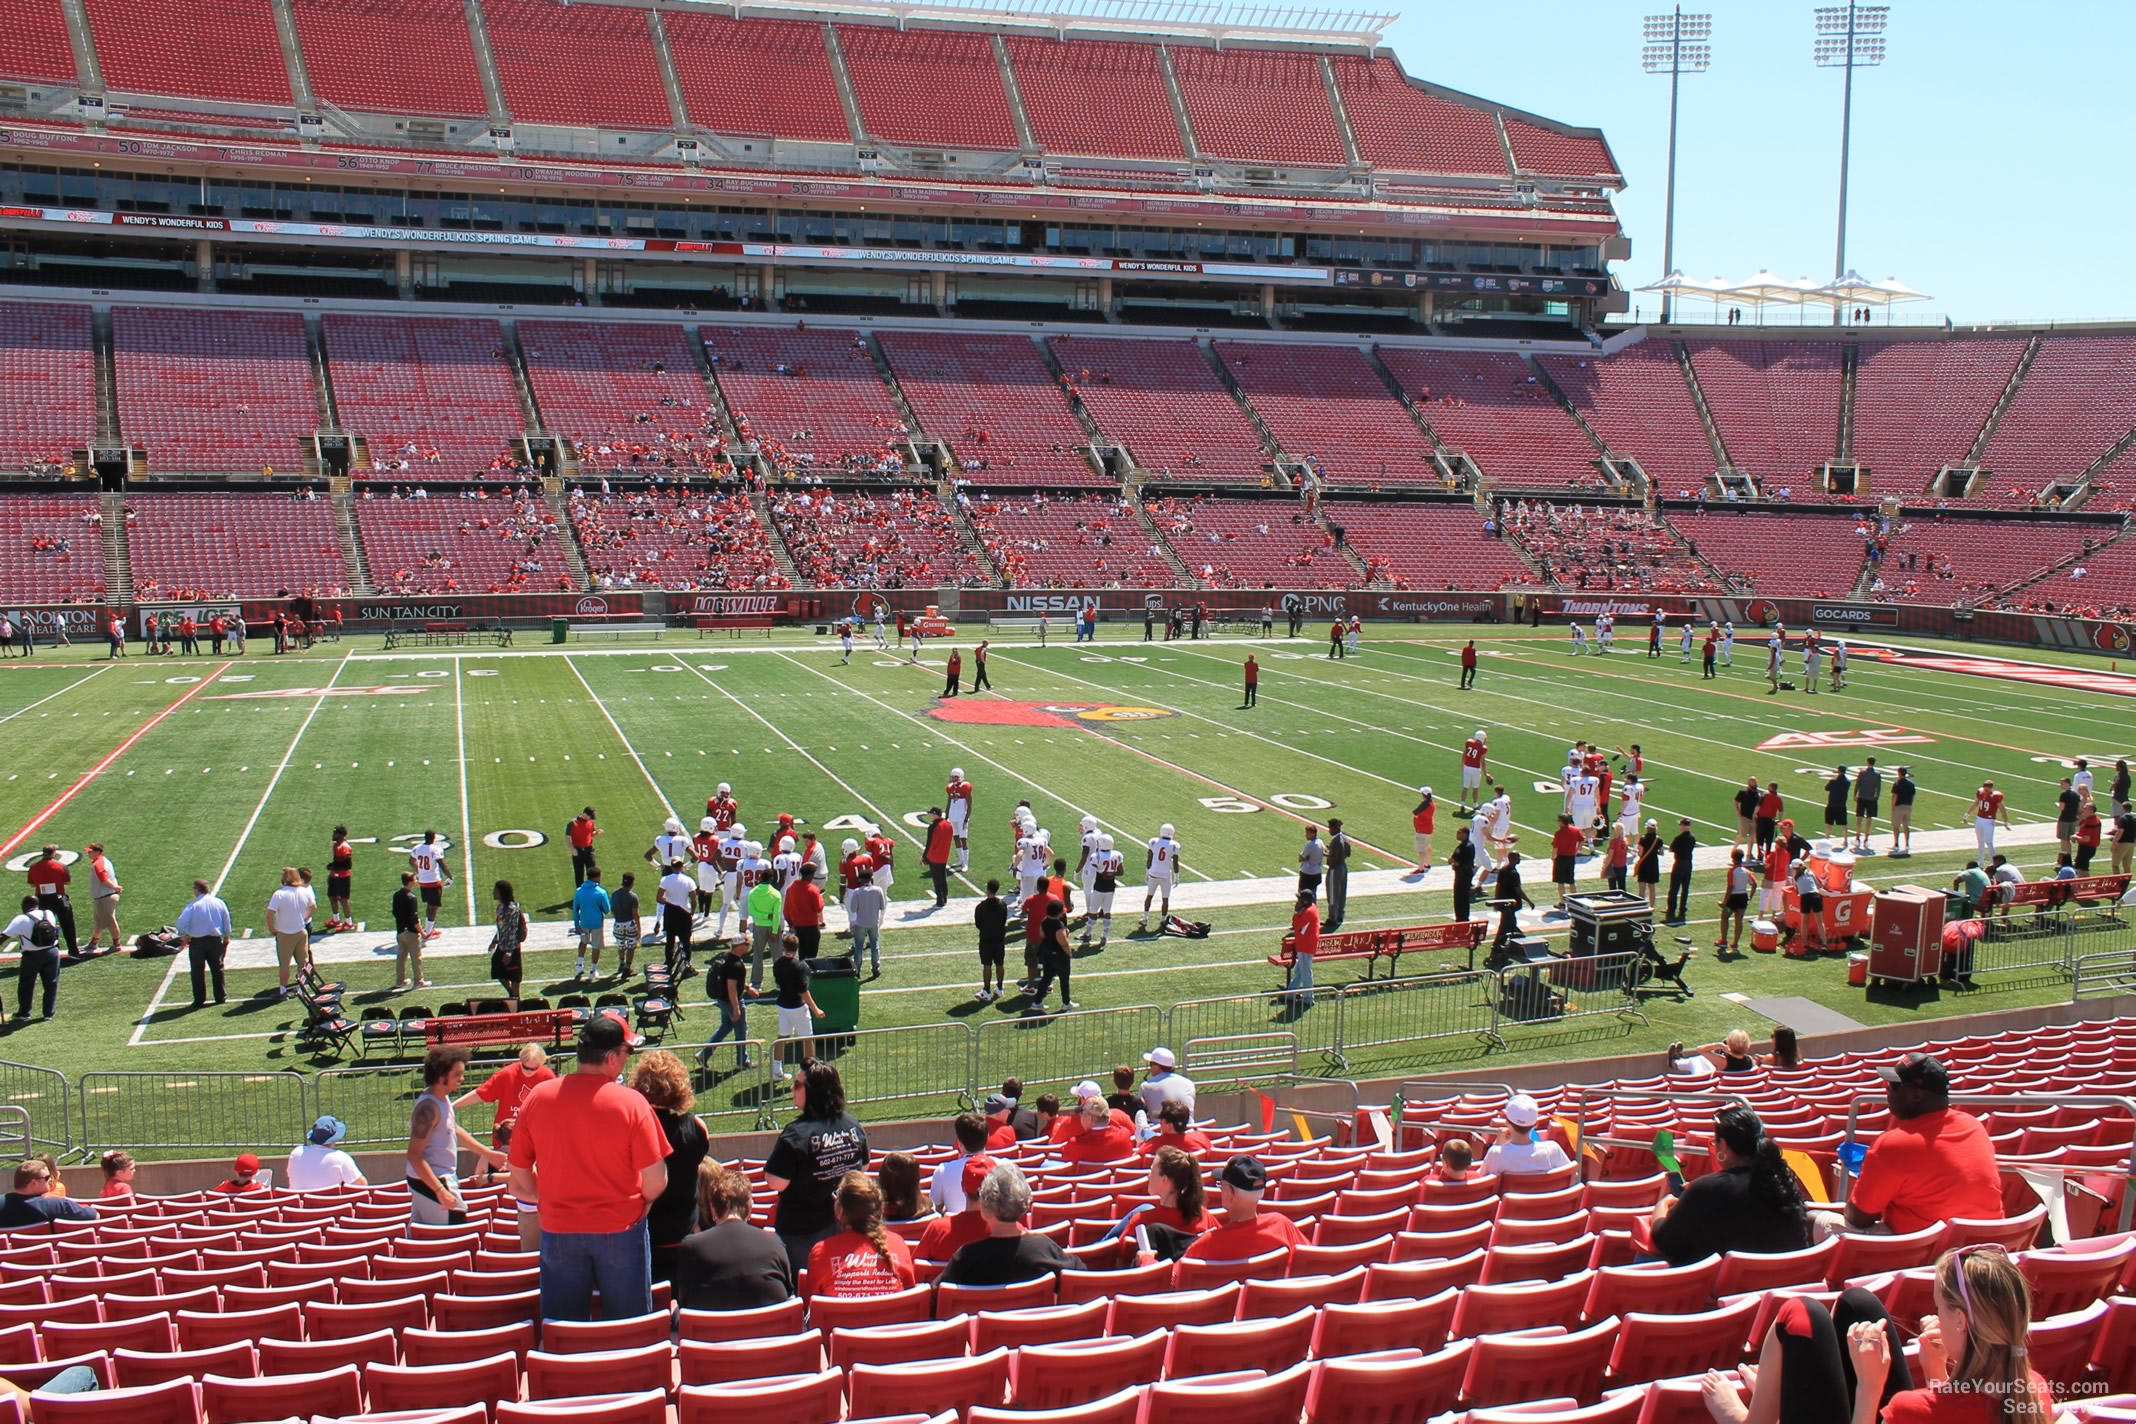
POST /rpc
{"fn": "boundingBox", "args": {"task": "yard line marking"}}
[0,664,112,728]
[0,663,232,862]
[563,655,676,818]
[455,660,477,925]
[674,658,981,897]
[777,652,1214,882]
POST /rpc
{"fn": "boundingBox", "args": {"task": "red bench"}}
[2003,873,2131,909]
[423,1009,575,1050]
[693,614,777,637]
[1268,919,1489,983]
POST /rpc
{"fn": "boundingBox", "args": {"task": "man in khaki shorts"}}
[84,843,123,955]
[266,867,312,998]
[1888,766,1916,857]
[392,871,428,988]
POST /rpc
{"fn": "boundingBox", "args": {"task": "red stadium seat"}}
[1584,1260,1723,1322]
[308,1297,428,1340]
[1165,1308,1316,1379]
[1468,1391,1649,1424]
[1173,1250,1290,1291]
[2020,1242,2136,1318]
[200,1366,363,1424]
[971,1385,1143,1424]
[967,1299,1109,1353]
[1143,1361,1315,1424]
[430,1293,542,1334]
[1455,1273,1597,1338]
[43,1313,177,1357]
[30,1379,201,1424]
[677,1333,822,1388]
[178,1305,302,1353]
[846,1348,1012,1422]
[400,1322,539,1368]
[676,1371,845,1424]
[1822,1228,1946,1287]
[1238,1269,1368,1319]
[808,1284,932,1335]
[675,1300,805,1342]
[361,1353,522,1414]
[1010,1332,1168,1411]
[536,1314,670,1355]
[1311,1289,1460,1359]
[1605,1299,1762,1387]
[494,1392,669,1424]
[831,1316,972,1371]
[1712,1241,1839,1298]
[523,1343,673,1400]
[1463,1318,1621,1408]
[1305,1344,1471,1424]
[257,1331,398,1376]
[113,1343,259,1390]
[1106,1284,1240,1335]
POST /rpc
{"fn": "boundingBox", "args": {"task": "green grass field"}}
[1,623,2131,1149]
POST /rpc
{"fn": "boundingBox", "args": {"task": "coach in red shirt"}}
[783,863,826,961]
[924,810,955,908]
[23,846,76,957]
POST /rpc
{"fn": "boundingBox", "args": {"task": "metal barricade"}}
[0,1059,73,1156]
[2073,949,2136,1001]
[801,1022,976,1118]
[972,1005,1166,1102]
[1966,909,2083,979]
[1169,989,1342,1070]
[0,1106,31,1162]
[668,1038,777,1133]
[1491,951,1649,1034]
[316,1056,522,1148]
[78,1069,310,1155]
[1388,1079,1519,1152]
[1332,970,1502,1069]
[1181,1033,1300,1087]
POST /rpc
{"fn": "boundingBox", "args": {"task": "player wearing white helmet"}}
[771,836,802,891]
[648,817,692,873]
[1138,823,1181,932]
[705,782,737,830]
[945,767,973,871]
[1459,729,1489,816]
[714,822,747,939]
[1075,814,1102,920]
[1084,832,1123,946]
[692,816,722,917]
[1721,620,1735,667]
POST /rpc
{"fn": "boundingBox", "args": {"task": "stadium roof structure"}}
[691,0,1402,48]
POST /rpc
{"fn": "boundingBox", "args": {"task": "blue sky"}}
[1375,1,2131,324]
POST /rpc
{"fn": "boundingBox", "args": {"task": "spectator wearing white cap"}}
[1140,1048,1196,1119]
[1050,1079,1131,1143]
[286,1114,366,1191]
[1480,1094,1572,1179]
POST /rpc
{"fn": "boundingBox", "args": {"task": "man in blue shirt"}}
[572,868,612,981]
[176,878,233,1007]
[0,1159,96,1227]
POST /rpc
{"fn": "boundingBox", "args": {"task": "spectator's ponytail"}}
[1935,1246,2047,1424]
[834,1169,895,1274]
[1713,1106,1806,1233]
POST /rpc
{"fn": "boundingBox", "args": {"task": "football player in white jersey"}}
[772,838,803,890]
[1075,814,1102,917]
[1569,771,1600,851]
[945,767,973,871]
[1721,621,1735,667]
[1469,802,1497,875]
[1014,819,1045,902]
[1138,823,1181,931]
[1617,775,1647,839]
[873,606,890,651]
[714,822,747,939]
[1569,622,1588,655]
[1488,790,1515,859]
[648,817,692,875]
[1084,834,1123,946]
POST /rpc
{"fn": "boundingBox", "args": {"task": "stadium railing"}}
[971,1004,1168,1107]
[76,1067,311,1156]
[316,1054,524,1149]
[1836,1090,2136,1233]
[1179,1031,1301,1086]
[0,1105,34,1163]
[1170,988,1343,1068]
[798,1021,981,1118]
[1490,950,1650,1035]
[1329,969,1503,1068]
[2074,948,2136,1001]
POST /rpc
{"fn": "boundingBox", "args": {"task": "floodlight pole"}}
[1642,9,1710,325]
[1815,2,1889,323]
[1832,5,1858,283]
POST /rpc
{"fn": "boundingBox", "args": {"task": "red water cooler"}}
[1866,885,1946,985]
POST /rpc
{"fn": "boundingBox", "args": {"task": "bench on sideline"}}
[1270,919,1490,984]
[382,621,511,649]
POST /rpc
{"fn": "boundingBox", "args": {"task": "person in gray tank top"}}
[408,1046,505,1227]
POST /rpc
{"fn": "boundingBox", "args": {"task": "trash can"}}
[550,617,569,645]
[805,956,860,1035]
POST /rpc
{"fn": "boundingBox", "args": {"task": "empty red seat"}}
[846,1347,1012,1422]
[200,1364,362,1424]
[1463,1318,1621,1408]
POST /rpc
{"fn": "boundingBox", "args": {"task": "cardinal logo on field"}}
[926,700,1175,728]
[1756,727,1935,750]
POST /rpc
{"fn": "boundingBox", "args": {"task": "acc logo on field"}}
[1756,727,1935,751]
[925,699,1176,729]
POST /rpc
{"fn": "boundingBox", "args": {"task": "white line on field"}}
[455,659,477,926]
[0,664,112,727]
[563,654,676,819]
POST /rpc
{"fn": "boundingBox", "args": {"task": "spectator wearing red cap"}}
[917,1155,998,1264]
[1813,1053,1999,1239]
[941,1162,1074,1286]
[218,1152,267,1194]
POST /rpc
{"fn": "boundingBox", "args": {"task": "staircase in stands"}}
[541,481,592,592]
[1364,345,1463,484]
[90,310,119,451]
[98,490,131,604]
[682,326,759,482]
[331,482,376,595]
[499,321,548,456]
[1132,503,1197,584]
[1031,334,1128,483]
[1958,335,2043,495]
[1674,341,1739,494]
[942,493,1005,585]
[859,335,935,477]
[748,491,805,587]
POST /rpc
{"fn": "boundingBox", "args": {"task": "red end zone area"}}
[1865,643,2136,698]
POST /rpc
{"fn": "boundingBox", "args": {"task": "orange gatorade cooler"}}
[1823,851,1856,893]
[1752,918,1780,953]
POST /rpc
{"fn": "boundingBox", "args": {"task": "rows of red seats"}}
[1215,344,1439,488]
[662,13,852,144]
[324,316,528,478]
[1378,350,1603,491]
[1170,49,1347,167]
[1664,509,1870,598]
[771,489,988,590]
[703,327,911,478]
[288,0,488,118]
[960,494,1177,589]
[1851,338,2026,493]
[0,495,104,602]
[111,309,317,476]
[482,0,671,131]
[1685,342,1844,490]
[3,0,76,83]
[353,492,566,596]
[1051,336,1270,484]
[0,303,95,475]
[566,491,788,592]
[1149,496,1352,589]
[1004,38,1185,160]
[518,323,724,478]
[1981,336,2136,499]
[878,334,1102,487]
[81,0,291,104]
[1336,502,1533,591]
[837,26,1019,151]
[124,493,345,600]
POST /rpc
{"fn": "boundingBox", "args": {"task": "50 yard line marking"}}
[563,654,676,818]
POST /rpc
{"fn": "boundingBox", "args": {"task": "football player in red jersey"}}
[864,827,896,900]
[705,782,738,830]
[1459,730,1489,816]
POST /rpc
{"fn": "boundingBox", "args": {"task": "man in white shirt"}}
[3,895,64,1022]
[266,867,314,999]
[1617,775,1647,839]
[657,862,697,974]
[287,1114,367,1191]
[927,1114,989,1215]
[175,878,233,1007]
[408,830,451,940]
[1138,824,1180,932]
[1480,1093,1572,1180]
[1140,1048,1196,1119]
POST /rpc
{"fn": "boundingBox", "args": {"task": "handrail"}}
[1837,1091,2136,1233]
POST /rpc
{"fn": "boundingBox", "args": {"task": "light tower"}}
[1814,3,1889,289]
[1641,8,1711,324]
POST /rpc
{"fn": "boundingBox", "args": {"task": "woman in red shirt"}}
[1137,1100,1213,1157]
[806,1171,916,1298]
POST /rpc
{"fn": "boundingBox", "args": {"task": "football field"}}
[1,622,2131,1137]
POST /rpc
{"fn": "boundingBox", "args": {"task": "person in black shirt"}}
[1649,1105,1809,1267]
[940,1161,1075,1286]
[2111,758,2132,817]
[1889,767,1916,857]
[391,872,425,989]
[631,1049,709,1283]
[611,872,641,979]
[763,1057,868,1266]
[974,880,1008,1003]
[1487,852,1533,959]
[674,1160,793,1310]
[2055,777,2082,856]
[1733,778,1761,852]
[0,1158,96,1227]
[1823,767,1850,840]
[1665,819,1696,923]
[999,1077,1040,1139]
[697,944,753,1073]
[1450,827,1478,928]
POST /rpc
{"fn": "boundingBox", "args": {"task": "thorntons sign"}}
[1376,595,1497,619]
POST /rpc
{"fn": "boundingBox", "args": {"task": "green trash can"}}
[550,617,569,645]
[806,956,861,1035]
